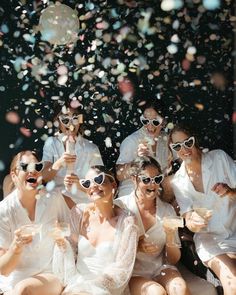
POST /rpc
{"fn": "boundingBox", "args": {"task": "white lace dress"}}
[62,205,138,295]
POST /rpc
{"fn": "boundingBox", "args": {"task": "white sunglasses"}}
[138,174,164,185]
[140,115,163,127]
[79,172,115,189]
[170,136,195,152]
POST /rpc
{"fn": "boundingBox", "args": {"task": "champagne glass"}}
[51,222,71,239]
[20,224,42,237]
[193,207,213,232]
[194,207,213,219]
[162,216,184,247]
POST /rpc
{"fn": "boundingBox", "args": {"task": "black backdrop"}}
[0,0,234,199]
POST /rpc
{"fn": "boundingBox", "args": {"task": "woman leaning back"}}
[169,124,236,295]
[61,165,139,295]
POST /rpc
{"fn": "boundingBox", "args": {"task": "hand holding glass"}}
[51,222,71,239]
[20,224,42,237]
[192,207,213,232]
[162,216,184,247]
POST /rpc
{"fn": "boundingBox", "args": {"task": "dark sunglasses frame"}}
[18,162,44,173]
[140,115,162,127]
[79,172,115,189]
[170,136,195,152]
[138,174,164,185]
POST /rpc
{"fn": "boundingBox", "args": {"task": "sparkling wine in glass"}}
[193,207,213,232]
[51,222,71,239]
[20,224,42,237]
[162,216,184,229]
[194,207,213,219]
[162,216,184,248]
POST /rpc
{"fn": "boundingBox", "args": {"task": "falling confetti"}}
[0,0,234,192]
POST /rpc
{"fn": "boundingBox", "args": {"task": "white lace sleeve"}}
[52,205,83,286]
[92,213,138,294]
[68,205,83,257]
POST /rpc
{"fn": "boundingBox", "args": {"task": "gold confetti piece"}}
[195,103,204,111]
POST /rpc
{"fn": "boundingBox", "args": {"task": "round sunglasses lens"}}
[81,180,91,189]
[185,139,194,148]
[94,174,104,185]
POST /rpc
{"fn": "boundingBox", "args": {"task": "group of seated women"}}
[0,100,235,295]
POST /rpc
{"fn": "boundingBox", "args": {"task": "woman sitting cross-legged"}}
[115,156,191,295]
[61,165,139,295]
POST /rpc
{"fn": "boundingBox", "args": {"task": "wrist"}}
[52,161,62,171]
[9,244,23,255]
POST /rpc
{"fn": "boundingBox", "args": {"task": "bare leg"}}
[206,253,236,295]
[129,276,167,295]
[6,273,63,295]
[155,268,191,295]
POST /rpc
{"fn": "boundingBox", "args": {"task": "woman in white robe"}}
[42,103,103,204]
[61,165,138,295]
[169,124,236,295]
[0,151,70,295]
[115,156,191,295]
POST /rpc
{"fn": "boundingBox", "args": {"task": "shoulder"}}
[206,149,229,159]
[203,149,234,165]
[116,206,137,227]
[115,194,131,206]
[43,136,57,146]
[121,129,140,145]
[157,198,176,215]
[158,131,169,142]
[0,190,17,215]
[81,138,100,151]
[72,203,92,218]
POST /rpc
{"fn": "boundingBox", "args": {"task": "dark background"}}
[0,0,234,199]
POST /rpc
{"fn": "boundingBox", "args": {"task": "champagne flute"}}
[162,216,184,247]
[20,224,42,237]
[193,207,213,232]
[194,207,213,219]
[51,222,71,239]
[66,136,76,174]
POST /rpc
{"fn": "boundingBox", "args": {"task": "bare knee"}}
[167,277,190,295]
[222,275,236,295]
